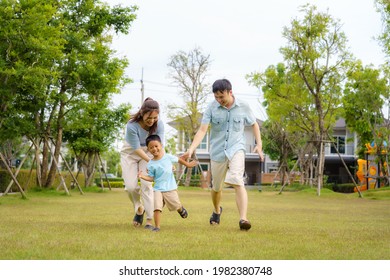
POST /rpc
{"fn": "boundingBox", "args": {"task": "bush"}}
[94,177,124,188]
[331,183,356,193]
[0,169,85,192]
[97,181,124,188]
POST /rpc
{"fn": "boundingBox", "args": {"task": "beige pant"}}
[211,151,245,192]
[154,190,182,212]
[120,145,154,220]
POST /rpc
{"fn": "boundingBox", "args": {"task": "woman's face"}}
[142,111,159,127]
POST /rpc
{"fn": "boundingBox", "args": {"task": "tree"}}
[248,63,316,185]
[376,0,390,59]
[249,5,353,193]
[167,47,211,186]
[375,0,390,148]
[279,5,352,194]
[343,61,389,157]
[0,0,137,189]
[0,0,65,184]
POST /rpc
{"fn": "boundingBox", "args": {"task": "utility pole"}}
[140,67,144,104]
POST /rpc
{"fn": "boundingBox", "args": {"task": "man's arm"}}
[181,123,209,159]
[251,122,264,161]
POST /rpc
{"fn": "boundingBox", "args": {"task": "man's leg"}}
[234,185,248,221]
[211,189,222,215]
[210,160,227,224]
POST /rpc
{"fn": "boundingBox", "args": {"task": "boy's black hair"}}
[145,134,161,146]
[212,79,232,93]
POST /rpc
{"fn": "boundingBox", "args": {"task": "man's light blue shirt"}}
[202,98,256,162]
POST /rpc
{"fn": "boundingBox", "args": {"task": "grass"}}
[0,186,389,260]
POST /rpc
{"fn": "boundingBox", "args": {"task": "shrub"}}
[0,169,85,192]
[94,177,124,188]
[331,183,356,193]
[98,181,124,188]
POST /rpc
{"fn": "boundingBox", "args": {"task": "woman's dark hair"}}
[212,79,232,93]
[130,97,160,135]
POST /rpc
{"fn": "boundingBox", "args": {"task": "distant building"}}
[169,116,359,185]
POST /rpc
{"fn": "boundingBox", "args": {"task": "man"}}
[182,79,264,230]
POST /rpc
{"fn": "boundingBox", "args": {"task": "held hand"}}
[180,149,193,161]
[188,160,199,168]
[137,171,143,179]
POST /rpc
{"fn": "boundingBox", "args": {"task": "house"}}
[168,117,266,185]
[323,118,358,184]
[168,115,359,185]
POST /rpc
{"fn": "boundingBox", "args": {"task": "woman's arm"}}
[134,148,151,162]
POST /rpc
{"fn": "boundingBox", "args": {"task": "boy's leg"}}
[163,190,188,218]
[153,191,164,230]
[154,210,161,229]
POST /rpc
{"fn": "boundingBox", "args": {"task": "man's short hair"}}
[212,79,232,93]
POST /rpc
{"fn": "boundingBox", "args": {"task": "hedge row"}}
[0,169,86,192]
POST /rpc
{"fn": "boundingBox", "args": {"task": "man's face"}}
[213,90,232,107]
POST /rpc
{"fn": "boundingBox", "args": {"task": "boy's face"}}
[214,90,233,107]
[147,140,163,157]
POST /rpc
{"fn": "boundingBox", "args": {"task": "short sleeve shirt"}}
[147,153,178,192]
[202,98,255,162]
[124,120,165,149]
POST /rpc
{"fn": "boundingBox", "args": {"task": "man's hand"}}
[180,148,194,161]
[253,145,264,162]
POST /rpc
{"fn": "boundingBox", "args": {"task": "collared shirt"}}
[201,98,256,162]
[122,120,164,152]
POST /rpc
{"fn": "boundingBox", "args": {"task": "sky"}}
[107,0,385,133]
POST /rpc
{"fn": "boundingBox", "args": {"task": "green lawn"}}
[0,186,389,260]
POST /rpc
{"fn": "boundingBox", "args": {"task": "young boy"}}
[138,134,198,232]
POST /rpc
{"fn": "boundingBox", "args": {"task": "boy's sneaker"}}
[152,227,160,232]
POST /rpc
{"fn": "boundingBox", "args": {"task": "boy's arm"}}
[138,171,154,182]
[251,122,264,161]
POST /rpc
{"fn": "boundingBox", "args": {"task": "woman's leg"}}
[121,152,144,225]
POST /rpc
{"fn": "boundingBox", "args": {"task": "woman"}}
[120,98,164,229]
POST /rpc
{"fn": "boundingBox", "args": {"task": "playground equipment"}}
[355,141,389,192]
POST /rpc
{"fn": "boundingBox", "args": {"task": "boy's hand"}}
[137,171,143,178]
[180,148,194,161]
[188,159,199,168]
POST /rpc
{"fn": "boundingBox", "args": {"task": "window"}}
[331,136,345,154]
[198,133,208,151]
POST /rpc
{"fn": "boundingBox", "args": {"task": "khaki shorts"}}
[154,190,182,212]
[211,151,245,192]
